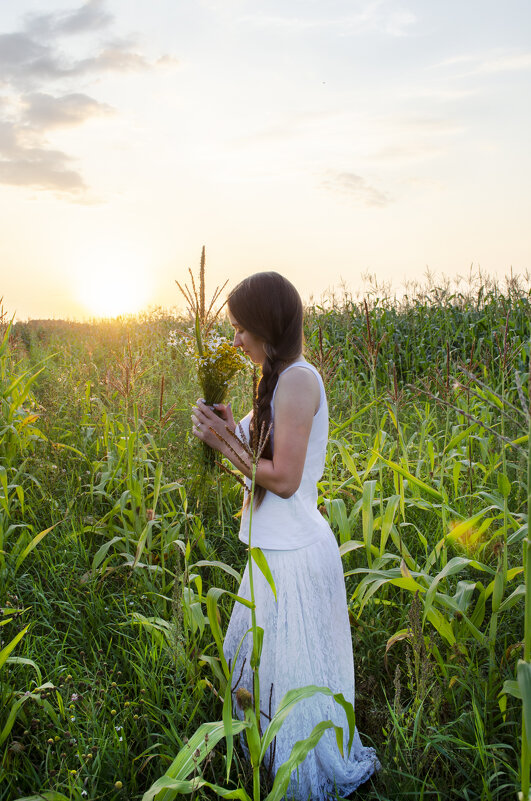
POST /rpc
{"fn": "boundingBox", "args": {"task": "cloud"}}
[239,1,416,38]
[475,52,531,75]
[24,0,114,39]
[0,154,85,192]
[0,33,49,81]
[72,41,151,75]
[0,121,85,192]
[322,170,391,206]
[0,1,173,197]
[436,50,531,76]
[22,92,114,129]
[0,33,151,88]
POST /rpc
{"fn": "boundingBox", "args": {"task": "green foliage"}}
[1,272,530,799]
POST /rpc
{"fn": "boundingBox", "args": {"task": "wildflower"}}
[111,709,117,716]
[171,252,246,426]
[71,693,79,702]
[115,781,123,789]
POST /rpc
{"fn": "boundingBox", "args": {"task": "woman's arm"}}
[192,367,320,498]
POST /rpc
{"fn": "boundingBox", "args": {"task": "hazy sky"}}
[1,0,530,319]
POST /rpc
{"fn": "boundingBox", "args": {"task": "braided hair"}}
[228,272,303,508]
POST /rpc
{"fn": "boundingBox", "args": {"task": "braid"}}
[251,356,281,458]
[251,335,301,506]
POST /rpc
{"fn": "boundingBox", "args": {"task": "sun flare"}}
[75,243,151,318]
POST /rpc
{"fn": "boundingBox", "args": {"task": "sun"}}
[75,242,151,318]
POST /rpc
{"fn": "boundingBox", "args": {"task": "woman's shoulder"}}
[275,361,322,413]
[278,360,320,384]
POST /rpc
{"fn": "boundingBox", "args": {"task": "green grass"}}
[1,271,530,800]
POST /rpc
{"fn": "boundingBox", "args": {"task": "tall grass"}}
[1,270,529,800]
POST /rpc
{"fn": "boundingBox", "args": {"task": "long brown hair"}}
[228,272,303,507]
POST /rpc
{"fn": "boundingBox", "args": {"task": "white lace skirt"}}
[223,527,379,800]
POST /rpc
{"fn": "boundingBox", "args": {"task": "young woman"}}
[191,272,378,799]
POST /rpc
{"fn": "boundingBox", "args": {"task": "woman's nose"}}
[233,333,242,347]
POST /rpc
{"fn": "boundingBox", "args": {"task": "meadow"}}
[1,271,531,801]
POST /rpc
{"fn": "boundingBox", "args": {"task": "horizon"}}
[6,264,530,325]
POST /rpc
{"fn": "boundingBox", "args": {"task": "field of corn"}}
[1,271,531,801]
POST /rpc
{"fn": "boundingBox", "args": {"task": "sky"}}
[0,0,530,320]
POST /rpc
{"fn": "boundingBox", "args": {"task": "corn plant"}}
[0,613,58,766]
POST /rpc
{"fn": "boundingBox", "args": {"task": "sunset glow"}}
[0,0,529,320]
[75,244,150,318]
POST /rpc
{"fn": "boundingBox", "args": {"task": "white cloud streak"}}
[436,50,531,76]
[322,170,391,206]
[239,0,416,37]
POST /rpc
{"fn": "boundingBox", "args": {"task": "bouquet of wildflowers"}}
[192,325,247,406]
[171,246,248,464]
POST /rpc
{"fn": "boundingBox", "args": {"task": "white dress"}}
[224,360,379,800]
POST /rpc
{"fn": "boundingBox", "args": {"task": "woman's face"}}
[228,310,267,366]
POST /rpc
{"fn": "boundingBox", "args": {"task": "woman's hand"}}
[191,399,235,450]
[212,401,236,429]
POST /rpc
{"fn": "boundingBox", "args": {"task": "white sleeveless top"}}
[238,360,331,550]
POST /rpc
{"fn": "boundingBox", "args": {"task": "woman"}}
[192,272,378,799]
